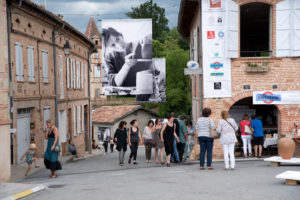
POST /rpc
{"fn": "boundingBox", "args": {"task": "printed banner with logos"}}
[253,91,300,105]
[202,0,232,98]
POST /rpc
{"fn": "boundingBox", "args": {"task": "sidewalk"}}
[0,149,104,200]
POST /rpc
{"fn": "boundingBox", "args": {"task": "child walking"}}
[20,143,39,176]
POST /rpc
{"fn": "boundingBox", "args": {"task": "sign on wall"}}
[253,91,300,105]
[202,0,232,98]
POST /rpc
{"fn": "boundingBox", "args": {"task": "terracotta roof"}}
[85,17,101,39]
[92,105,157,124]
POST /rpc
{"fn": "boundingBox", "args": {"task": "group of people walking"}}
[113,113,194,167]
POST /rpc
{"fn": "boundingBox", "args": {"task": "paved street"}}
[19,147,300,200]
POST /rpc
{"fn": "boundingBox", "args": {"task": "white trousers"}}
[223,143,235,169]
[241,135,252,155]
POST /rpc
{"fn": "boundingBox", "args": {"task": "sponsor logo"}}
[217,17,223,24]
[207,31,215,39]
[214,82,222,90]
[213,52,221,58]
[210,0,221,8]
[211,72,224,76]
[210,62,223,69]
[218,31,224,38]
[256,92,281,104]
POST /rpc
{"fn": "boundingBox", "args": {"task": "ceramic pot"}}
[278,137,295,160]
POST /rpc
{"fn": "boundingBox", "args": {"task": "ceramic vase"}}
[278,137,295,160]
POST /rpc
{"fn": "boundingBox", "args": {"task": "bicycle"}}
[293,122,300,144]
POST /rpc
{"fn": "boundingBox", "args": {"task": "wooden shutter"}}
[27,46,34,82]
[77,61,80,89]
[292,0,300,56]
[15,42,23,81]
[85,64,88,97]
[66,57,70,89]
[73,107,76,136]
[77,106,81,134]
[59,55,64,99]
[81,105,84,132]
[42,50,48,82]
[81,62,84,89]
[226,0,239,58]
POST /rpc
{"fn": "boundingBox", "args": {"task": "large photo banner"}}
[136,58,166,103]
[202,0,232,98]
[101,19,152,95]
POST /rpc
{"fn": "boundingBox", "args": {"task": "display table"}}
[263,138,278,148]
[276,171,300,185]
[264,156,300,166]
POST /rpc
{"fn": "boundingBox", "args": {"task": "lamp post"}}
[63,40,71,57]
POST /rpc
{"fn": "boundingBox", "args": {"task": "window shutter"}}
[27,46,34,82]
[15,43,21,81]
[276,0,291,57]
[71,59,74,88]
[73,107,76,136]
[226,0,239,58]
[59,55,64,99]
[42,51,48,82]
[292,0,300,56]
[66,57,70,89]
[81,105,84,132]
[81,63,84,89]
[77,106,81,134]
[85,64,88,97]
[94,65,101,78]
[77,61,80,89]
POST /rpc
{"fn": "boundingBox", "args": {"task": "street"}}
[21,147,299,200]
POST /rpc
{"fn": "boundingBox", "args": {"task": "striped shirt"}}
[195,117,215,137]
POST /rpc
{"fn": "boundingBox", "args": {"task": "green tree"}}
[126,0,169,40]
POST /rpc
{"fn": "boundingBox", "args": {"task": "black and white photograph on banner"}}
[136,58,166,103]
[101,19,152,95]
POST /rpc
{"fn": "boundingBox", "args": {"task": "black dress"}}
[114,128,128,152]
[163,123,175,156]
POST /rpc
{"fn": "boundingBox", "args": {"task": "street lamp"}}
[63,40,71,57]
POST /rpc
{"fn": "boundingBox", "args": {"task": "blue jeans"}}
[198,137,214,167]
[171,138,180,162]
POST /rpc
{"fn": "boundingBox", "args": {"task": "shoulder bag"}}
[244,124,253,135]
[209,119,220,139]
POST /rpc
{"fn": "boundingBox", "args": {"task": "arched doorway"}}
[229,97,279,156]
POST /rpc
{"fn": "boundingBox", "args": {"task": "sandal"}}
[200,167,205,170]
[52,175,57,178]
[207,167,214,170]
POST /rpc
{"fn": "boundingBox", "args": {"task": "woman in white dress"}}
[217,110,238,170]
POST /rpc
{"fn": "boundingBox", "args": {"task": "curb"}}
[1,185,46,200]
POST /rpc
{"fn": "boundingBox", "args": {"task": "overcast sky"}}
[31,0,180,34]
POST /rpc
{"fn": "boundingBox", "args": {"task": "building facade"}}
[7,0,95,165]
[85,17,106,104]
[178,0,300,158]
[0,0,11,182]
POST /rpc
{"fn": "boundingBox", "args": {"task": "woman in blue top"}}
[184,120,195,161]
[44,120,62,178]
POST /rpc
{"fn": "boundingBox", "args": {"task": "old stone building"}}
[85,17,106,103]
[6,0,95,166]
[178,0,300,158]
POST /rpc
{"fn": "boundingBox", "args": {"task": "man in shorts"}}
[251,115,264,158]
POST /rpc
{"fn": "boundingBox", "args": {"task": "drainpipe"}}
[87,50,92,153]
[52,23,65,128]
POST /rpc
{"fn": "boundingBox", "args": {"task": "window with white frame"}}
[94,65,100,78]
[85,64,88,97]
[27,46,35,82]
[73,107,76,136]
[15,42,24,81]
[42,50,48,82]
[77,106,81,134]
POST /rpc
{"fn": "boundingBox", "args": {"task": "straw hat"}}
[30,143,37,149]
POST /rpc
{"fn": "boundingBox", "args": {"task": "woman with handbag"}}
[128,119,143,164]
[239,114,253,158]
[195,108,215,170]
[217,110,239,170]
[44,119,62,178]
[143,120,155,163]
[114,121,128,166]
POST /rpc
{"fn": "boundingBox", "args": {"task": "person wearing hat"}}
[20,143,39,176]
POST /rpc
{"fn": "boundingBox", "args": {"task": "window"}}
[77,106,81,134]
[240,3,271,57]
[66,57,70,88]
[73,107,76,136]
[59,55,64,99]
[15,42,23,81]
[42,50,48,82]
[94,65,100,78]
[81,63,84,89]
[76,61,80,89]
[27,46,35,82]
[85,64,88,97]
